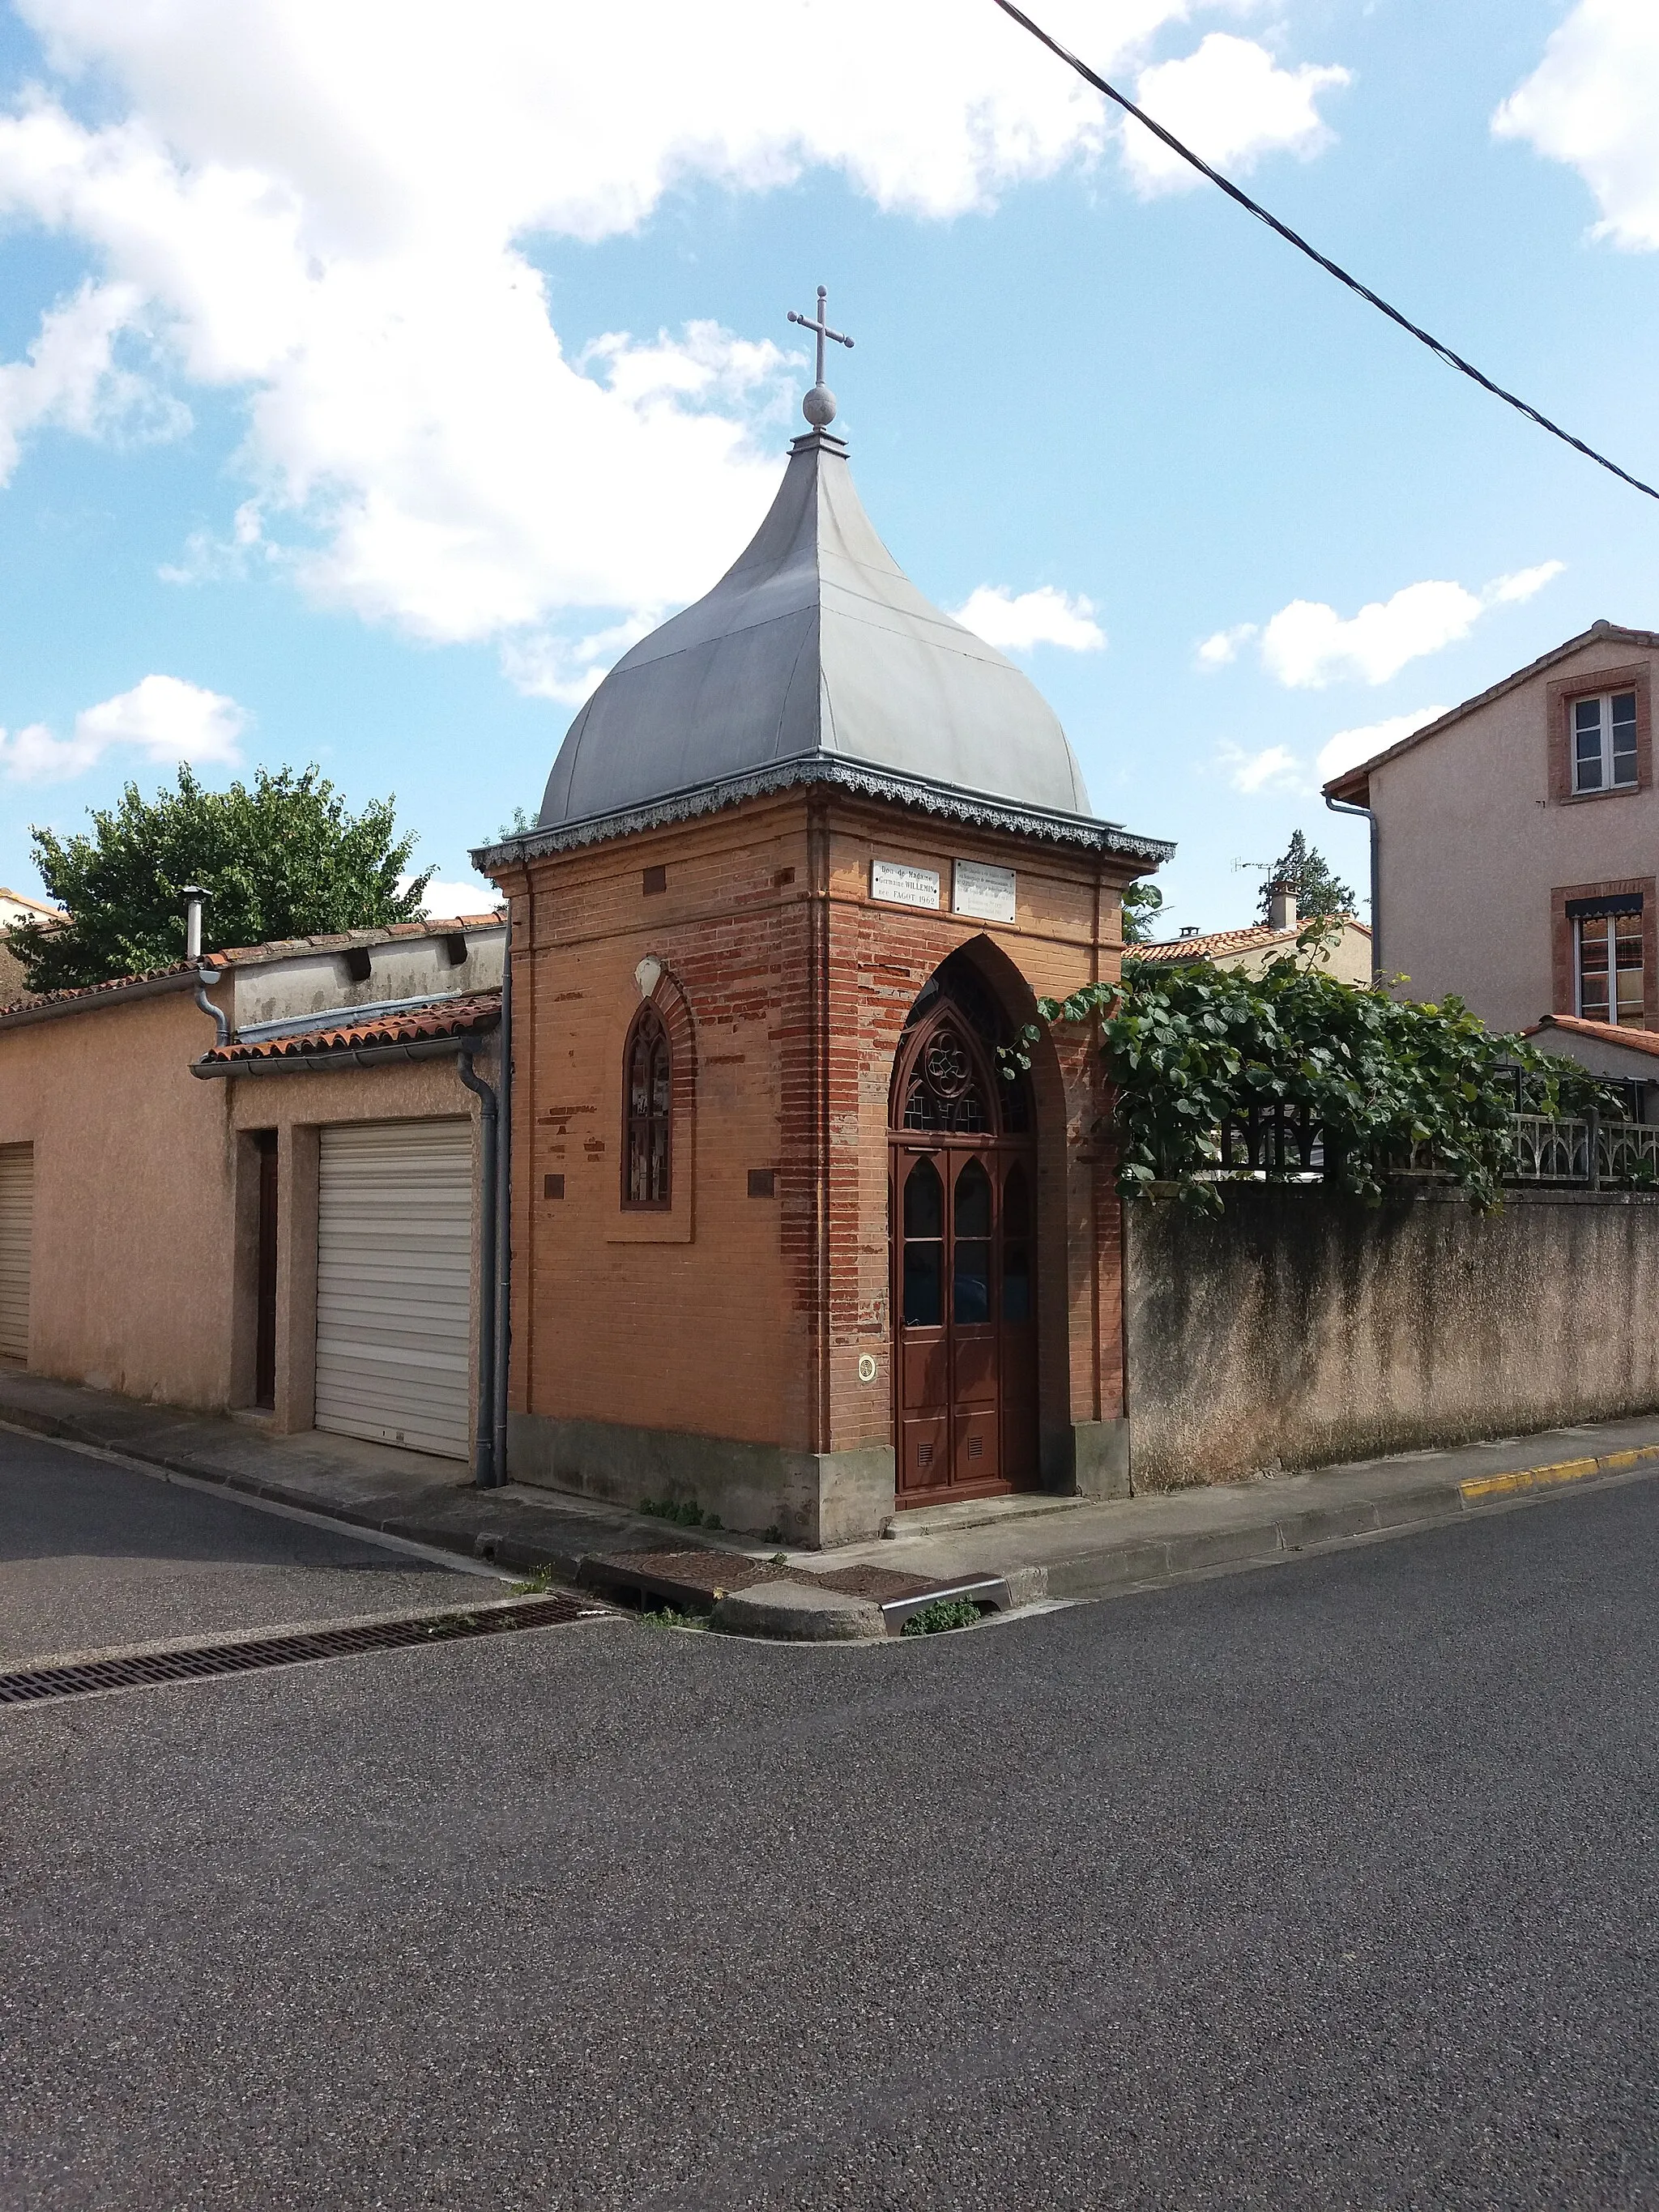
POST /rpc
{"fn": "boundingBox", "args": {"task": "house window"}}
[1572,691,1639,794]
[1573,899,1644,1026]
[623,1003,672,1206]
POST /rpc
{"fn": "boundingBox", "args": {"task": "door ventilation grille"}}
[0,1592,610,1709]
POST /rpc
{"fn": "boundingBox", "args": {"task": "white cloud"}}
[1494,1,1659,250]
[1218,740,1305,795]
[951,584,1106,654]
[1486,558,1567,604]
[419,877,501,920]
[1248,560,1565,688]
[1316,705,1448,786]
[1262,582,1483,688]
[0,276,186,485]
[1197,621,1258,667]
[1124,33,1350,196]
[0,673,246,782]
[0,1,1351,650]
[499,614,660,706]
[158,497,269,585]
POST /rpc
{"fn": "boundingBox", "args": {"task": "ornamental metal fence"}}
[1215,1099,1324,1177]
[1201,1106,1659,1190]
[1507,1110,1659,1188]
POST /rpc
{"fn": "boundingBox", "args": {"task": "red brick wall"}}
[492,791,1143,1473]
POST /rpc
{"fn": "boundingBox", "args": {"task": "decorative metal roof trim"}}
[473,754,1175,873]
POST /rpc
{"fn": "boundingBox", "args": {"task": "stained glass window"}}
[624,1004,672,1205]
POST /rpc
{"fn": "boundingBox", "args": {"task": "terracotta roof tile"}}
[1526,1013,1659,1063]
[198,990,501,1067]
[1132,915,1370,964]
[1134,923,1287,962]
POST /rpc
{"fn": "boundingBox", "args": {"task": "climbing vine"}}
[1003,930,1622,1214]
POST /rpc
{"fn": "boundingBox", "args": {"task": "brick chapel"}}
[478,333,1172,1545]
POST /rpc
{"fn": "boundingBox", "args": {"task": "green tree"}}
[1256,829,1355,923]
[11,764,433,994]
[1121,880,1165,944]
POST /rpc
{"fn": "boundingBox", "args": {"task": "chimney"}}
[182,885,209,961]
[1268,882,1297,932]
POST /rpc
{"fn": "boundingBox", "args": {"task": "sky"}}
[1,0,1656,931]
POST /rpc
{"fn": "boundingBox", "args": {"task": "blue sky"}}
[1,0,1655,931]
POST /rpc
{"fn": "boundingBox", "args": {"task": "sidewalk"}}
[4,1362,1657,1621]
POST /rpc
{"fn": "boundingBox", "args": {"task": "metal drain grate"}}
[0,1592,612,1709]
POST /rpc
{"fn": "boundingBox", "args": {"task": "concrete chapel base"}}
[1066,1417,1132,1501]
[507,1411,897,1548]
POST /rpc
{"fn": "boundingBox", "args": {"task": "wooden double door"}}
[889,998,1037,1507]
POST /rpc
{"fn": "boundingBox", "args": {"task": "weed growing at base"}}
[639,1498,722,1530]
[901,1598,983,1636]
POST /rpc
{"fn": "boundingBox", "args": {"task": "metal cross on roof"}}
[787,284,854,431]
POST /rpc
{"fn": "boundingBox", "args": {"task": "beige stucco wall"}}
[0,978,489,1430]
[0,985,239,1404]
[1126,1182,1659,1488]
[1215,920,1371,987]
[1371,636,1659,1034]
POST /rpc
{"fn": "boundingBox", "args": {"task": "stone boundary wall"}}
[1125,1183,1659,1491]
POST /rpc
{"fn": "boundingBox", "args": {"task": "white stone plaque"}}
[871,859,941,910]
[953,860,1017,924]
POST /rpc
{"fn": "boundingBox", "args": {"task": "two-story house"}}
[1324,620,1658,1050]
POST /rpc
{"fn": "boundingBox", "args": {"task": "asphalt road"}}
[2,1431,1657,2209]
[0,1427,484,1663]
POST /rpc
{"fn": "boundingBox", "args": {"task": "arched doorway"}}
[889,957,1038,1507]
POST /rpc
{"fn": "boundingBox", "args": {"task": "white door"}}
[315,1119,474,1458]
[0,1143,32,1362]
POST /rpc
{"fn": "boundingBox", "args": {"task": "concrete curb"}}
[708,1580,887,1642]
[1049,1445,1659,1604]
[1457,1443,1659,1501]
[6,1379,1659,1623]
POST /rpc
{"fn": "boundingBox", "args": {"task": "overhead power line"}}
[991,0,1659,505]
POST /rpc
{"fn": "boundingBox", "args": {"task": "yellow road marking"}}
[1460,1443,1659,1503]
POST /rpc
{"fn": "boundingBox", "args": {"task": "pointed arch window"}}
[623,1003,672,1208]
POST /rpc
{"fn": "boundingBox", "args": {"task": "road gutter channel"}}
[0,1592,619,1709]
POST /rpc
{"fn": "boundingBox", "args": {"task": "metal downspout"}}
[1324,792,1380,981]
[193,966,232,1046]
[490,914,512,1486]
[456,1049,501,1489]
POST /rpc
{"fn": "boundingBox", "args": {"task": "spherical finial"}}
[803,383,837,429]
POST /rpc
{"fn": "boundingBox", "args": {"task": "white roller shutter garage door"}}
[315,1119,474,1458]
[0,1143,32,1362]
